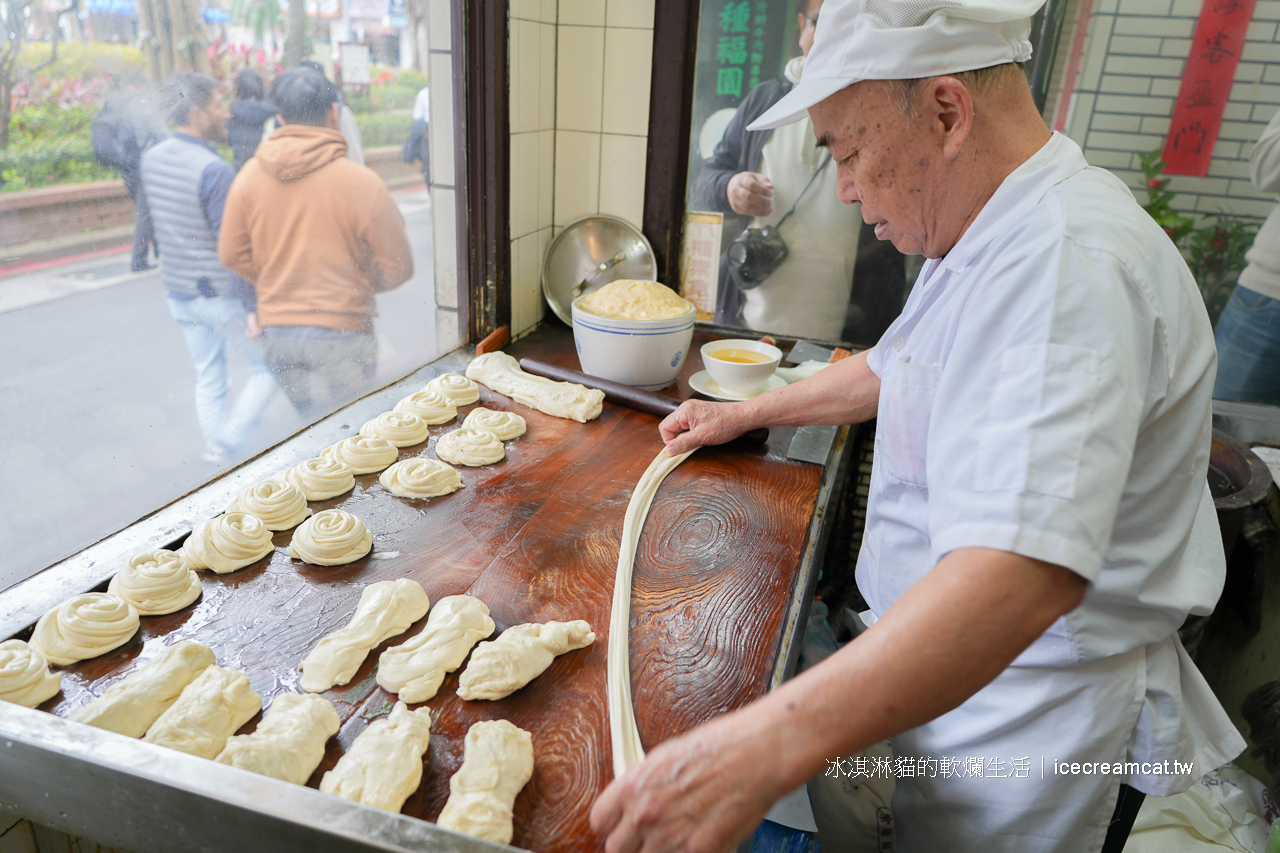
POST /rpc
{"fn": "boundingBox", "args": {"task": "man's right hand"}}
[660,400,755,455]
[727,171,774,217]
[245,311,261,342]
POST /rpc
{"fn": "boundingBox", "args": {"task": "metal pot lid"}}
[541,215,658,324]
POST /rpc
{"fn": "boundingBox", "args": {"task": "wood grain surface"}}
[27,326,824,852]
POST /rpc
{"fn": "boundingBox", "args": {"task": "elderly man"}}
[590,0,1243,850]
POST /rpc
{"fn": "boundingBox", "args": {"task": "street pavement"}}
[0,188,438,592]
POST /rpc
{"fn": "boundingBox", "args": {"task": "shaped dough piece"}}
[288,509,373,566]
[379,458,463,498]
[457,620,595,701]
[320,701,432,813]
[283,456,356,501]
[0,640,61,708]
[435,428,505,467]
[215,692,340,784]
[108,549,202,615]
[29,593,140,666]
[608,448,695,777]
[377,595,494,704]
[437,720,534,845]
[143,665,261,759]
[462,408,527,441]
[181,513,275,574]
[300,579,430,693]
[225,479,312,530]
[465,352,603,423]
[360,411,430,447]
[394,389,458,425]
[71,640,215,737]
[321,435,400,474]
[426,373,480,405]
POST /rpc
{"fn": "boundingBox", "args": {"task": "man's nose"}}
[837,173,860,205]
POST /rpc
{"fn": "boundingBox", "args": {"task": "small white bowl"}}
[701,339,782,397]
[572,298,696,389]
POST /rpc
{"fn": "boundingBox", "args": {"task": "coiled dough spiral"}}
[108,549,203,615]
[29,593,140,666]
[284,456,356,500]
[226,479,312,530]
[435,428,505,467]
[0,640,61,707]
[321,435,399,474]
[288,509,373,566]
[461,408,527,441]
[182,513,275,574]
[426,373,480,405]
[394,389,458,425]
[379,458,464,498]
[360,411,430,447]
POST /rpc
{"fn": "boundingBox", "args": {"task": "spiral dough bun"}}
[321,435,400,474]
[394,390,459,425]
[461,407,527,441]
[379,458,464,498]
[435,428,506,467]
[288,509,374,566]
[226,479,312,530]
[182,513,275,574]
[284,456,356,501]
[359,411,431,447]
[108,549,203,615]
[29,593,140,666]
[426,373,481,405]
[0,640,62,707]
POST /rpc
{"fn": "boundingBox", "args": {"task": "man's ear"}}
[276,113,287,126]
[329,102,341,129]
[925,76,975,161]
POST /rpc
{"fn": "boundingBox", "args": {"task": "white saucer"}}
[689,371,787,402]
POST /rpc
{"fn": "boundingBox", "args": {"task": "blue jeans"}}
[167,295,276,455]
[1214,284,1280,405]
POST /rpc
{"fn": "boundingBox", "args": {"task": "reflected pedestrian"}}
[228,69,277,172]
[402,84,429,185]
[299,60,365,165]
[93,72,168,271]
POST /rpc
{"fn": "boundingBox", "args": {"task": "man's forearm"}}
[742,349,881,429]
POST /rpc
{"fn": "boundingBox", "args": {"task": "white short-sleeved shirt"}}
[858,133,1243,800]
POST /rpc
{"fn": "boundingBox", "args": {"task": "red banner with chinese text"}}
[1163,0,1257,175]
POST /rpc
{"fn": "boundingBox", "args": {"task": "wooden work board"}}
[32,326,826,852]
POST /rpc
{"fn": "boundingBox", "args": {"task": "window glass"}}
[0,8,457,590]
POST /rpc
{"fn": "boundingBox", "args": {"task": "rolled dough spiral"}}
[29,593,140,666]
[321,435,400,474]
[378,458,464,498]
[225,479,312,530]
[394,390,458,425]
[182,513,275,574]
[435,428,505,467]
[360,411,430,447]
[288,509,373,566]
[426,373,481,405]
[0,640,62,707]
[283,456,356,500]
[461,408,527,441]
[108,549,203,615]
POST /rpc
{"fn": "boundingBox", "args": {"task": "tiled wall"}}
[1064,0,1280,219]
[427,0,463,352]
[508,0,657,337]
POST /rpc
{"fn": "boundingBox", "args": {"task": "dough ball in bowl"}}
[108,549,203,615]
[284,456,356,501]
[322,435,400,474]
[289,509,373,566]
[435,428,505,467]
[182,513,276,574]
[226,478,312,530]
[360,411,430,447]
[394,390,458,425]
[462,407,527,441]
[426,373,481,405]
[29,593,140,666]
[380,458,464,498]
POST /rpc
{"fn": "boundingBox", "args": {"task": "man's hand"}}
[727,172,774,217]
[659,401,755,456]
[245,311,261,342]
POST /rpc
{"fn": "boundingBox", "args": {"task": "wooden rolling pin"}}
[518,358,770,445]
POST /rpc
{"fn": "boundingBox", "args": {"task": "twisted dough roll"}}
[437,720,534,845]
[377,595,494,703]
[322,435,399,474]
[426,372,480,405]
[457,620,596,701]
[226,479,312,529]
[435,428,505,467]
[378,458,464,498]
[394,389,458,425]
[300,580,430,693]
[71,640,215,736]
[29,593,140,666]
[215,692,340,785]
[182,513,275,574]
[288,509,373,566]
[143,665,261,759]
[320,701,432,813]
[360,411,430,447]
[0,640,61,707]
[108,549,203,615]
[283,456,356,500]
[462,408,527,441]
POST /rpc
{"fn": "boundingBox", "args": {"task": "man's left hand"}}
[245,311,261,341]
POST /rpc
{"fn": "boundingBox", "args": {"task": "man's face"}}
[196,91,231,144]
[798,0,823,56]
[809,81,942,257]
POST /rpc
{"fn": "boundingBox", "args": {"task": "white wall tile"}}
[511,237,528,335]
[554,130,602,225]
[556,26,606,132]
[427,0,452,52]
[598,133,648,228]
[1092,112,1142,131]
[1065,92,1096,144]
[510,0,540,21]
[1108,35,1162,54]
[515,19,543,133]
[1078,15,1113,91]
[1112,16,1191,36]
[601,27,653,136]
[606,0,655,28]
[436,307,462,353]
[538,129,555,230]
[1094,93,1174,115]
[515,230,547,334]
[560,0,606,26]
[1159,37,1192,57]
[432,187,459,309]
[511,132,540,238]
[540,22,557,129]
[1103,54,1184,76]
[543,0,558,23]
[429,53,456,185]
[1099,74,1150,94]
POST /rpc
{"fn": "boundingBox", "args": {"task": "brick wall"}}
[1063,0,1280,219]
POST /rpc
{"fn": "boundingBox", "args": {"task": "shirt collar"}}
[174,131,218,155]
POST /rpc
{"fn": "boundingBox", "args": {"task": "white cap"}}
[748,0,1043,130]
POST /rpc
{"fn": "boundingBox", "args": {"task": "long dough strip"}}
[319,701,432,812]
[465,352,604,423]
[376,595,494,704]
[71,641,215,737]
[300,580,430,693]
[607,448,695,778]
[215,692,340,784]
[143,665,261,759]
[436,719,533,844]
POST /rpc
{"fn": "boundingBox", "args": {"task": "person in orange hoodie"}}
[219,67,413,419]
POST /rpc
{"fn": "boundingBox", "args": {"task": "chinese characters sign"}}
[680,213,724,320]
[1162,0,1258,175]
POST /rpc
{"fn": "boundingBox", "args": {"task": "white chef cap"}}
[748,0,1044,130]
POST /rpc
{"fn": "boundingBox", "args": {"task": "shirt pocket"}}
[879,359,941,487]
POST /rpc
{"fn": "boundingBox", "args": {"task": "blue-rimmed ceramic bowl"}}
[570,296,696,390]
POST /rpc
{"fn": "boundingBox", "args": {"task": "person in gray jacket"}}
[141,73,276,465]
[1214,107,1280,405]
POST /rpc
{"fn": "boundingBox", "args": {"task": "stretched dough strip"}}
[607,447,695,779]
